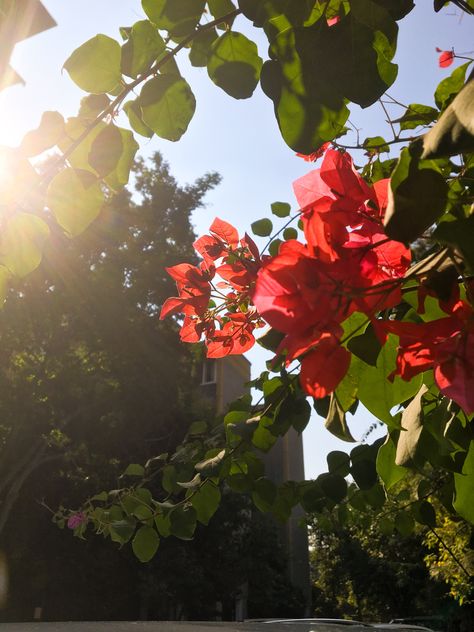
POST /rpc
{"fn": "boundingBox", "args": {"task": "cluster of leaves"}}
[308,492,462,620]
[0,0,473,573]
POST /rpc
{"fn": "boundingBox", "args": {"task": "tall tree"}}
[0,153,218,617]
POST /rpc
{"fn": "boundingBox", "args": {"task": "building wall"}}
[200,356,311,613]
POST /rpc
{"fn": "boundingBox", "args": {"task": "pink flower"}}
[67,512,87,530]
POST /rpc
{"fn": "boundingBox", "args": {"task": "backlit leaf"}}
[20,111,65,157]
[376,433,407,489]
[207,31,263,99]
[121,20,165,79]
[140,75,196,141]
[47,168,105,237]
[64,34,122,94]
[88,124,123,177]
[0,213,50,278]
[123,100,154,138]
[142,0,206,38]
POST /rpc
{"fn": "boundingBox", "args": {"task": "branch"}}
[333,135,419,151]
[37,8,242,191]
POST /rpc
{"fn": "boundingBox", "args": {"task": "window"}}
[201,359,216,384]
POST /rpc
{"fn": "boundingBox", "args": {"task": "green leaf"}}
[434,61,471,111]
[208,0,236,24]
[110,518,136,544]
[325,393,355,442]
[395,385,428,467]
[20,111,65,157]
[273,395,311,435]
[260,34,349,154]
[357,335,423,426]
[351,459,378,491]
[252,416,277,451]
[189,28,218,67]
[257,328,285,352]
[347,324,381,367]
[140,74,196,141]
[413,500,436,528]
[423,80,474,160]
[187,420,207,436]
[262,1,398,151]
[384,144,448,243]
[252,477,277,512]
[269,238,282,256]
[433,215,474,274]
[132,526,160,562]
[123,99,154,138]
[190,481,221,525]
[64,35,122,94]
[376,433,407,489]
[0,213,50,278]
[326,451,351,477]
[154,512,171,537]
[363,136,389,154]
[57,118,106,174]
[395,511,415,536]
[161,464,178,494]
[271,201,291,217]
[104,127,139,190]
[378,516,394,536]
[88,123,123,177]
[46,168,105,237]
[122,463,145,477]
[283,227,298,240]
[142,0,206,38]
[454,440,474,524]
[121,20,165,79]
[169,506,197,540]
[395,103,438,131]
[0,267,10,307]
[78,94,111,120]
[207,31,263,99]
[319,472,348,503]
[251,218,273,237]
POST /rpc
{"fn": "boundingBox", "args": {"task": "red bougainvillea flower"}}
[194,217,239,267]
[161,218,263,357]
[293,148,378,261]
[436,47,454,68]
[252,155,411,398]
[206,312,258,358]
[379,301,474,412]
[296,142,330,162]
[160,262,214,319]
[299,335,351,398]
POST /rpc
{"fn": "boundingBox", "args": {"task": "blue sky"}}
[0,1,472,477]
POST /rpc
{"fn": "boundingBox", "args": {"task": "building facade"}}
[199,355,311,616]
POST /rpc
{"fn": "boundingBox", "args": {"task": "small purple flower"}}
[67,512,87,530]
